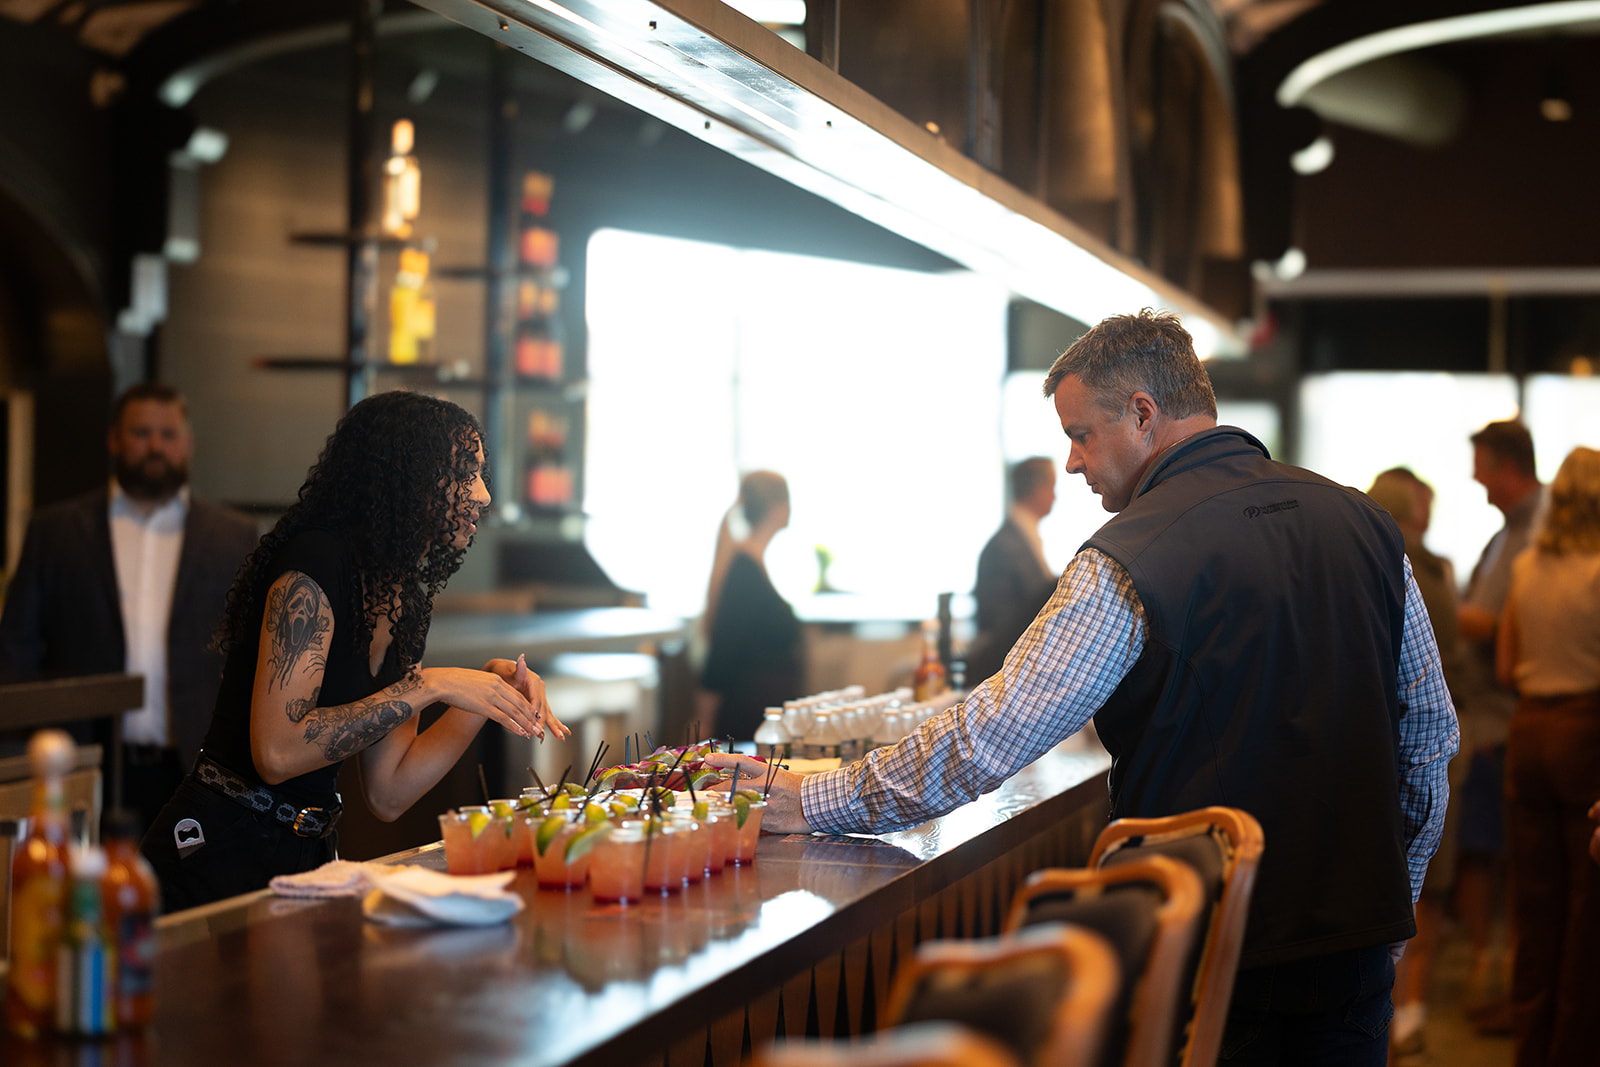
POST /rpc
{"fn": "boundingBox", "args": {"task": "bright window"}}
[1298,372,1519,581]
[585,229,1008,619]
[1523,375,1600,482]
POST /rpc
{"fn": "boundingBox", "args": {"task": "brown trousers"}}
[1505,691,1600,1067]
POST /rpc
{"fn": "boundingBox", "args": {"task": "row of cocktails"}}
[437,786,767,903]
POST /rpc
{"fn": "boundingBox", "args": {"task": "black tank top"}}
[199,527,402,806]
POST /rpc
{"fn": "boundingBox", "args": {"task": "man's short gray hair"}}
[1042,308,1217,420]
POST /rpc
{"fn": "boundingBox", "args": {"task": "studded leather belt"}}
[194,754,343,839]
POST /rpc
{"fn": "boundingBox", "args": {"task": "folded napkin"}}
[361,865,524,927]
[270,859,383,898]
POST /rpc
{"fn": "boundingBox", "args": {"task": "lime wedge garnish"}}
[564,823,611,864]
[691,769,721,789]
[584,803,608,825]
[563,782,587,797]
[551,793,571,811]
[536,814,565,856]
[734,795,751,829]
[735,789,762,803]
[468,810,492,840]
[490,800,514,818]
[693,800,709,820]
[609,801,630,818]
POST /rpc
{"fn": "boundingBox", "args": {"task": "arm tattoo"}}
[285,686,321,723]
[300,675,423,763]
[265,575,330,692]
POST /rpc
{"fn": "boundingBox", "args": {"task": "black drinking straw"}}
[645,731,654,753]
[555,763,572,795]
[477,763,491,805]
[583,740,609,786]
[763,755,778,799]
[527,765,547,795]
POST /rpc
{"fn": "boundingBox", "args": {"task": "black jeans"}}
[140,775,337,912]
[1220,944,1395,1066]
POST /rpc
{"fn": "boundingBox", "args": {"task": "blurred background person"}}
[0,383,259,833]
[1496,445,1600,1067]
[698,471,802,743]
[1368,466,1468,1056]
[1457,419,1545,1029]
[966,456,1059,685]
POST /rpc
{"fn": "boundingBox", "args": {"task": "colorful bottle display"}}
[381,118,421,240]
[388,246,436,365]
[5,730,75,1038]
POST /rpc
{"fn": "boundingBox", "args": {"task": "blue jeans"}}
[1220,944,1395,1066]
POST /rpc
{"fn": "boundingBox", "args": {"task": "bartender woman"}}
[142,391,568,908]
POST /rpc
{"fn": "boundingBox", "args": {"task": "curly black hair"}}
[218,390,489,674]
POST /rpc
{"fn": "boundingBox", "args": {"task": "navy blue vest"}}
[1085,427,1416,967]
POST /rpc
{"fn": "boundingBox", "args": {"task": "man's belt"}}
[194,754,342,839]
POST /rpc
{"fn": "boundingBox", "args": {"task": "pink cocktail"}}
[439,810,511,875]
[671,816,707,884]
[638,821,687,894]
[730,799,766,865]
[532,818,592,889]
[588,826,646,904]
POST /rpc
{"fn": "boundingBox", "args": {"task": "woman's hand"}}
[482,656,571,740]
[419,665,544,738]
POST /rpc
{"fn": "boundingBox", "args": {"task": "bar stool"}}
[1088,808,1264,1067]
[1004,856,1206,1067]
[880,922,1122,1067]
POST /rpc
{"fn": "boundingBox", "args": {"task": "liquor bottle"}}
[102,810,159,1030]
[6,730,75,1038]
[912,619,948,702]
[388,247,435,365]
[382,119,421,239]
[55,845,114,1038]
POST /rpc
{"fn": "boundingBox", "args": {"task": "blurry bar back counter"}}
[3,740,1109,1066]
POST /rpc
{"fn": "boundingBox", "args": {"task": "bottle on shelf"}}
[102,809,159,1031]
[5,729,76,1038]
[525,410,575,510]
[382,118,422,240]
[56,844,114,1038]
[388,246,436,365]
[518,170,558,268]
[912,619,948,702]
[752,707,792,761]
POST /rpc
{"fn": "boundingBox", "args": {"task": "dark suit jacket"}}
[967,518,1056,684]
[0,487,260,766]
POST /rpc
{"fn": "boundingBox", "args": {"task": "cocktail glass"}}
[730,799,766,865]
[637,820,687,894]
[588,825,646,904]
[439,809,511,875]
[700,801,735,873]
[532,817,591,889]
[668,815,707,884]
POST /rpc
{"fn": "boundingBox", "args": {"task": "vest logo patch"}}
[1245,499,1300,519]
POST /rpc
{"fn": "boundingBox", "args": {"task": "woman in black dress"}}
[143,392,568,908]
[699,471,803,742]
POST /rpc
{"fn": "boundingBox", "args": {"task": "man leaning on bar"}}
[709,308,1459,1066]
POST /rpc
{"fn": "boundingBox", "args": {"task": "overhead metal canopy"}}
[407,0,1246,356]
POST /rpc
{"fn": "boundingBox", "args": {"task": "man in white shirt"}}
[1,384,259,830]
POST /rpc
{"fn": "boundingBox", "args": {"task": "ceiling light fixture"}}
[1277,1,1600,106]
[1290,135,1335,175]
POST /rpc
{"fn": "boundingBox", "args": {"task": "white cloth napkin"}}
[361,865,524,927]
[269,859,383,898]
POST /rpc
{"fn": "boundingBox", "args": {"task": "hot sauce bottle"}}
[102,809,159,1030]
[4,729,75,1038]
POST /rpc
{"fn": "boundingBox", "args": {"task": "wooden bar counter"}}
[3,740,1111,1067]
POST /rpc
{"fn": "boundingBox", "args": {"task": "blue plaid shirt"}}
[803,548,1460,903]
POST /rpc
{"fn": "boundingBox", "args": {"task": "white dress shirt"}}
[109,481,189,747]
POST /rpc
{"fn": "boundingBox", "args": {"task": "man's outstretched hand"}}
[702,752,815,835]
